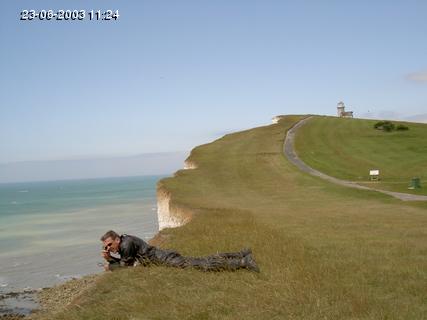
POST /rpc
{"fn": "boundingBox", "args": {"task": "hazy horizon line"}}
[0,150,189,166]
[0,173,172,186]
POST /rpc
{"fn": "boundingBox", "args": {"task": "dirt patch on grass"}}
[29,275,98,319]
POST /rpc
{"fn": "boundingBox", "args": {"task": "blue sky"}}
[1,1,427,164]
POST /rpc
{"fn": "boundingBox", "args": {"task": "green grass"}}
[38,115,427,320]
[294,116,427,195]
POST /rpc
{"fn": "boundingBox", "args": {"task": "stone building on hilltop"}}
[337,101,353,118]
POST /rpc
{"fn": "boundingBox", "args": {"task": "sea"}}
[0,175,162,296]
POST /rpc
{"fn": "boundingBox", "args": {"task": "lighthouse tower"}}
[337,101,345,117]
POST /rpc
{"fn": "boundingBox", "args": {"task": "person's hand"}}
[101,249,111,261]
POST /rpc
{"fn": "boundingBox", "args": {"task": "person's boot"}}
[242,254,260,273]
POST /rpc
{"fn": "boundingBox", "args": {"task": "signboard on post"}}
[370,170,379,181]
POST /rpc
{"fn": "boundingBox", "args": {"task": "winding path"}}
[284,116,427,201]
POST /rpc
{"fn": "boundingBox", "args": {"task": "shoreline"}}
[0,202,159,318]
[1,163,194,319]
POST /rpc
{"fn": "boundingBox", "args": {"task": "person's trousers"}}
[149,248,247,271]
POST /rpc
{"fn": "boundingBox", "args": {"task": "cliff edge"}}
[156,158,197,230]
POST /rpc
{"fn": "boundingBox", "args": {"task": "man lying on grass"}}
[101,230,259,272]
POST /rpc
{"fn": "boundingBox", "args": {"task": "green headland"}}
[34,115,427,319]
[295,116,427,195]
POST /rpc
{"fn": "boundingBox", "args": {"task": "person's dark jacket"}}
[118,234,154,266]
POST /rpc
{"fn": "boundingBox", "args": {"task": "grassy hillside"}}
[294,116,427,195]
[37,115,427,320]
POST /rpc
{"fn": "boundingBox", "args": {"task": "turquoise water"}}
[0,175,159,217]
[0,175,162,295]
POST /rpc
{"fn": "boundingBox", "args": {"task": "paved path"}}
[284,116,427,201]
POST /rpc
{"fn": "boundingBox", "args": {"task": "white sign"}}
[369,170,379,176]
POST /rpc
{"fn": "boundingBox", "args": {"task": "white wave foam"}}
[55,274,82,281]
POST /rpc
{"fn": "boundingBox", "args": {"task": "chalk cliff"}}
[156,157,197,230]
[183,159,197,170]
[272,115,285,124]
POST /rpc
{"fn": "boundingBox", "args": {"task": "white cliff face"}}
[157,191,184,230]
[156,158,196,231]
[272,116,283,124]
[183,160,197,170]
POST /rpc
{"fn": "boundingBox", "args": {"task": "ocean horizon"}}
[0,175,162,295]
